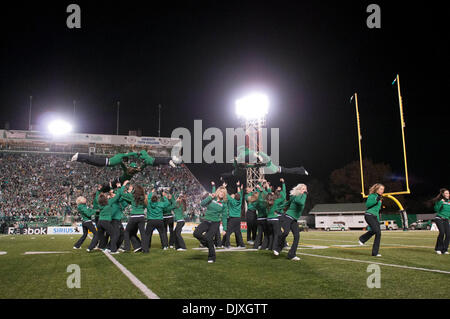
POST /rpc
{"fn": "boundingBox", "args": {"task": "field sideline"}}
[0,230,449,299]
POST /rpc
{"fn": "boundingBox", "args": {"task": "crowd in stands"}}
[0,152,206,229]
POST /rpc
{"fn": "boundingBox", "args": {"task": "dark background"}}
[1,1,449,205]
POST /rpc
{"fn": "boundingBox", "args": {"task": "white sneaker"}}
[73,246,80,250]
[163,247,168,250]
[444,252,449,255]
[86,248,92,252]
[436,251,442,255]
[257,246,262,250]
[291,256,300,261]
[273,250,279,256]
[71,153,79,162]
[170,246,174,249]
[118,248,125,253]
[103,249,111,253]
[207,260,215,263]
[110,251,119,255]
[375,254,382,257]
[248,240,254,245]
[133,248,142,253]
[358,240,364,246]
[177,248,186,251]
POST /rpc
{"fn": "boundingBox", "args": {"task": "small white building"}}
[310,203,367,230]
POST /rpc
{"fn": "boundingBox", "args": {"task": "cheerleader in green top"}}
[265,179,286,255]
[245,187,258,244]
[121,184,149,253]
[253,180,271,250]
[71,150,182,188]
[223,181,245,248]
[278,183,307,261]
[73,196,97,249]
[88,181,129,253]
[145,189,172,252]
[162,192,176,249]
[173,194,187,251]
[210,181,226,248]
[194,187,227,263]
[358,184,385,257]
[432,188,450,254]
[221,146,309,177]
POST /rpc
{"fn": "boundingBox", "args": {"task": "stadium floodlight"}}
[235,93,269,120]
[48,119,73,135]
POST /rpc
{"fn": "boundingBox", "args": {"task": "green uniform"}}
[93,190,101,218]
[108,152,138,167]
[122,192,147,216]
[285,193,307,221]
[201,196,226,222]
[99,186,125,221]
[139,150,156,166]
[77,204,95,222]
[434,199,450,219]
[111,188,125,221]
[365,193,382,220]
[266,183,286,219]
[226,189,243,218]
[255,184,271,218]
[235,146,280,174]
[162,195,174,217]
[173,200,185,221]
[147,193,171,220]
[212,185,229,230]
[118,161,148,184]
[245,192,258,211]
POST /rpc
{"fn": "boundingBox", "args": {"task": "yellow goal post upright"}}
[352,74,411,230]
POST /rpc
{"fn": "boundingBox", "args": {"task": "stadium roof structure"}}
[0,129,180,148]
[310,203,366,215]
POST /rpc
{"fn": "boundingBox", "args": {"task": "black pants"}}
[224,217,245,247]
[77,153,108,167]
[174,220,187,249]
[279,215,300,259]
[193,221,220,261]
[163,216,175,247]
[267,218,281,252]
[107,219,124,251]
[90,220,117,252]
[74,220,97,248]
[280,166,307,175]
[124,215,148,252]
[253,219,269,249]
[145,219,168,252]
[434,217,450,253]
[214,228,222,247]
[359,213,381,256]
[246,210,257,242]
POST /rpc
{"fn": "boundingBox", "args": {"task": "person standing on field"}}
[358,183,384,257]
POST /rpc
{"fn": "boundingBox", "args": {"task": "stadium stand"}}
[0,130,206,231]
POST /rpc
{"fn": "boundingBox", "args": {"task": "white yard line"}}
[0,251,7,255]
[102,251,160,299]
[301,238,434,249]
[297,252,450,275]
[23,251,71,255]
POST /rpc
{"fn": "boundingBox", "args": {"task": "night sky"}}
[1,1,449,198]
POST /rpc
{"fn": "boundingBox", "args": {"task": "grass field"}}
[0,230,449,299]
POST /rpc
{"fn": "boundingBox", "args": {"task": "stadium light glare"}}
[235,93,269,120]
[48,119,73,135]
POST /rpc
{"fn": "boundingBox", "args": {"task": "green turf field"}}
[0,231,449,299]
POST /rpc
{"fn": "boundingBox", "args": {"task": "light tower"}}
[235,93,269,189]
